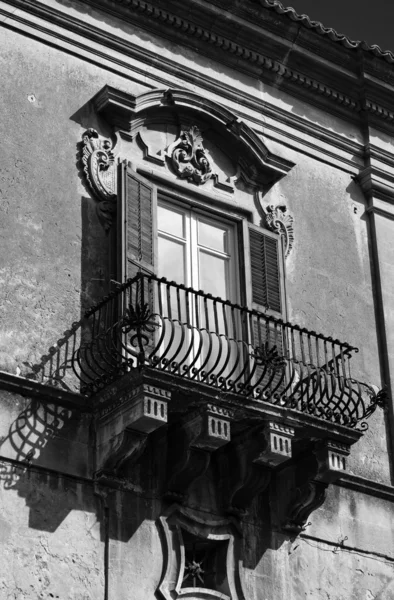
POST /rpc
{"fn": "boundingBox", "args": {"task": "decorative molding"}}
[263,203,295,258]
[93,86,295,189]
[136,131,166,166]
[167,125,213,185]
[81,128,117,230]
[158,505,246,600]
[81,128,116,200]
[6,0,394,139]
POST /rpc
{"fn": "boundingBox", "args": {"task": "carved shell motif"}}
[81,128,116,201]
[167,125,213,184]
[265,204,294,258]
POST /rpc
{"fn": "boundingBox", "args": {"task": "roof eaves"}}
[254,0,394,64]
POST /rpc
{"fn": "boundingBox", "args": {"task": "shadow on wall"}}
[0,399,77,531]
[23,128,113,393]
[0,394,159,542]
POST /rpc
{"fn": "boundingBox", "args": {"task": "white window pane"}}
[158,204,185,238]
[158,236,186,283]
[198,218,228,253]
[199,251,228,298]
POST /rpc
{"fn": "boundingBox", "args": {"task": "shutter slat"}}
[249,226,282,314]
[118,164,157,282]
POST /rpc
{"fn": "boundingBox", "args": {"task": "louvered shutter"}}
[116,163,157,362]
[117,162,157,283]
[246,224,286,397]
[249,225,282,315]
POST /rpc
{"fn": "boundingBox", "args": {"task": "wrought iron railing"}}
[49,272,383,430]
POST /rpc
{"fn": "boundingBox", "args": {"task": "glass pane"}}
[158,204,185,238]
[198,218,228,253]
[158,236,185,283]
[199,251,228,298]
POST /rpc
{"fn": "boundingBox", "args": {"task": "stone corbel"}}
[95,383,170,481]
[278,439,350,534]
[224,421,295,515]
[165,404,233,502]
[81,128,117,231]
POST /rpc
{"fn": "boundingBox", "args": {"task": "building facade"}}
[0,0,393,598]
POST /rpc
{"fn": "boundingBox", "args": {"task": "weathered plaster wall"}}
[0,464,103,599]
[0,26,148,379]
[1,3,393,599]
[1,390,393,599]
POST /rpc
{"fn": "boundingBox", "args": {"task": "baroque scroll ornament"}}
[264,204,294,258]
[167,125,213,184]
[81,128,117,231]
[81,128,116,201]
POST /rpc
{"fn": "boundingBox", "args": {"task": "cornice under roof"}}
[256,0,394,63]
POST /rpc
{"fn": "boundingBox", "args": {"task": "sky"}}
[283,0,394,53]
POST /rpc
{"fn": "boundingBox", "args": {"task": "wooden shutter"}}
[248,224,283,316]
[117,162,157,283]
[244,223,286,396]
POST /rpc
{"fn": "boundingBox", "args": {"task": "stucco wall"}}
[0,2,393,599]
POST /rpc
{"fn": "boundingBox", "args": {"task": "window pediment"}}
[92,85,295,190]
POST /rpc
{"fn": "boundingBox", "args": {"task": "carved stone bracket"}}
[165,404,234,502]
[95,383,170,479]
[224,421,295,515]
[166,125,213,184]
[280,439,350,533]
[264,203,294,258]
[81,128,117,231]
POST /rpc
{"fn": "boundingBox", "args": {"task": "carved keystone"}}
[256,422,294,467]
[165,404,234,501]
[95,384,170,477]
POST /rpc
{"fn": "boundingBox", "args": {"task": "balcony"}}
[70,273,379,430]
[32,273,384,531]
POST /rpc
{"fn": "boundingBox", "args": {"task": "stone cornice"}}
[3,0,394,135]
[336,473,394,502]
[0,2,364,178]
[0,371,90,412]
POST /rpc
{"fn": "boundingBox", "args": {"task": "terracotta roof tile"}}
[255,0,394,63]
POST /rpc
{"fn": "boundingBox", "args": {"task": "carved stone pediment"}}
[92,86,295,188]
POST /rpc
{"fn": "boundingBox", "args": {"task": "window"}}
[157,200,238,304]
[116,163,286,387]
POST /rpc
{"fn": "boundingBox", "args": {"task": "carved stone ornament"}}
[264,204,294,258]
[158,505,246,600]
[165,404,234,502]
[81,128,117,230]
[280,439,350,533]
[95,383,170,481]
[167,125,213,184]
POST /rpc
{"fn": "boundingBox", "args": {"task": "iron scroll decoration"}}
[167,125,213,184]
